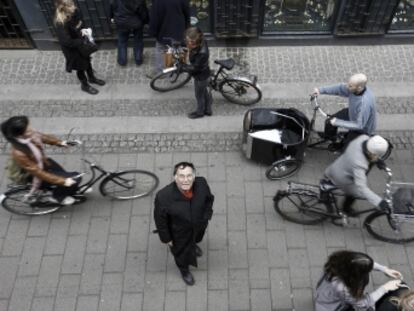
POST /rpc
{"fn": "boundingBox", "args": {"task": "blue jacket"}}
[319,84,377,135]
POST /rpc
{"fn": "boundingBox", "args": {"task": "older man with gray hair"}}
[312,73,377,150]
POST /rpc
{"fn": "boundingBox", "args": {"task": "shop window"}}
[263,0,337,33]
[390,0,414,32]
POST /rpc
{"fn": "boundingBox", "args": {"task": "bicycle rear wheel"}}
[266,159,301,180]
[150,69,191,92]
[99,170,159,200]
[274,190,329,225]
[364,211,414,243]
[1,186,61,216]
[219,78,262,105]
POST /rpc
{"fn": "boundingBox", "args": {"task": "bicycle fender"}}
[231,76,261,90]
[162,67,177,74]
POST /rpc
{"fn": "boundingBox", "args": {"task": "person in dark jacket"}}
[147,0,190,77]
[182,27,212,119]
[110,0,149,66]
[54,0,105,95]
[154,162,214,286]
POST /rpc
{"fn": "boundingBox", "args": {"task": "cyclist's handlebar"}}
[310,95,329,118]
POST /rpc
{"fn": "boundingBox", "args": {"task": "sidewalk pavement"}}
[0,148,413,311]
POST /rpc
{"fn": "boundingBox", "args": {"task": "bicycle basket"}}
[392,187,414,215]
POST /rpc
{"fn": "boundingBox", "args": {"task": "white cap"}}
[366,135,389,157]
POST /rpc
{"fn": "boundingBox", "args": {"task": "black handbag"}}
[78,36,98,58]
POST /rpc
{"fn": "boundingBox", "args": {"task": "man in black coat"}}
[154,162,214,285]
[147,0,190,77]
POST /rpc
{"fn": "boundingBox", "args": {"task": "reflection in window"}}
[390,0,414,31]
[189,0,210,33]
[263,0,336,32]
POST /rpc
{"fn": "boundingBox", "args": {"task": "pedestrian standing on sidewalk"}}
[110,0,149,66]
[181,27,212,119]
[154,162,214,285]
[54,0,105,95]
[312,73,376,150]
[315,250,403,311]
[147,0,190,78]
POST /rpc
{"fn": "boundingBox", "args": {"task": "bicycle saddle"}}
[319,179,337,192]
[214,58,235,70]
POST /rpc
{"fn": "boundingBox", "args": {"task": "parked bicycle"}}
[243,96,391,180]
[150,39,262,106]
[273,165,414,244]
[0,141,159,216]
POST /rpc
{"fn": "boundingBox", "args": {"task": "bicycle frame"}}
[76,158,110,194]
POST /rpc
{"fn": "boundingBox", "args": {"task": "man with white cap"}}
[323,134,390,216]
[312,73,376,150]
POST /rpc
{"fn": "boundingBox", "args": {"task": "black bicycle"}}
[273,166,414,244]
[264,96,392,180]
[0,141,159,216]
[150,39,262,106]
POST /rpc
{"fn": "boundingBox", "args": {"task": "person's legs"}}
[189,78,209,118]
[86,62,105,86]
[77,69,98,95]
[155,41,166,73]
[117,30,130,66]
[342,195,357,216]
[132,28,144,65]
[44,158,81,202]
[324,108,349,140]
[204,79,213,115]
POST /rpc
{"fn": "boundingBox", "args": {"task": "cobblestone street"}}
[0,44,414,310]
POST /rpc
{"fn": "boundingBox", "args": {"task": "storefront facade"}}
[1,0,413,49]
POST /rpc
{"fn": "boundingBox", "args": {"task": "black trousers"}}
[324,108,364,149]
[76,63,94,83]
[41,158,81,201]
[176,224,208,272]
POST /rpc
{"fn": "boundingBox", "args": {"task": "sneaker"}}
[83,187,93,194]
[49,196,75,206]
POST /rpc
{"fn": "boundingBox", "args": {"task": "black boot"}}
[180,269,195,286]
[81,81,98,95]
[88,76,106,86]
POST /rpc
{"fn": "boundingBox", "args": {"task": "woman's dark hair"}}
[324,250,374,299]
[1,116,31,155]
[173,162,195,175]
[185,27,204,46]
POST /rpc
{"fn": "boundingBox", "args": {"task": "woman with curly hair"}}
[315,250,403,311]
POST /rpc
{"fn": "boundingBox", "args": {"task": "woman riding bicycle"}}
[1,116,80,205]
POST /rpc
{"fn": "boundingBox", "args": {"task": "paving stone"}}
[208,214,227,250]
[35,255,63,297]
[104,234,127,272]
[228,231,248,269]
[270,268,293,310]
[32,297,54,311]
[45,218,70,255]
[207,290,228,311]
[79,254,105,295]
[288,248,311,289]
[86,217,110,254]
[208,182,226,215]
[267,230,289,268]
[123,252,146,293]
[61,235,87,274]
[17,237,45,277]
[2,219,29,256]
[247,214,267,249]
[229,269,249,311]
[76,295,99,311]
[54,275,80,311]
[186,270,207,311]
[110,203,132,234]
[0,257,18,299]
[245,182,264,214]
[28,215,51,237]
[142,272,165,311]
[69,206,92,236]
[208,250,228,290]
[227,196,246,231]
[305,229,328,267]
[292,288,314,311]
[8,276,36,311]
[248,249,270,289]
[99,273,123,311]
[121,293,143,311]
[146,233,167,272]
[251,289,272,311]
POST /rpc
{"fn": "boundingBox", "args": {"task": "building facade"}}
[1,0,413,49]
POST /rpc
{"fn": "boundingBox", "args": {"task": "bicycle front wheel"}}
[274,190,328,225]
[99,170,159,200]
[150,69,191,92]
[1,186,61,216]
[219,78,262,105]
[266,159,301,180]
[364,211,414,243]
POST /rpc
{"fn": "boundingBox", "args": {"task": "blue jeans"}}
[117,28,144,65]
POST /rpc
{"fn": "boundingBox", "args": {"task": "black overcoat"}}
[154,176,214,268]
[55,9,91,72]
[148,0,190,44]
[109,0,149,30]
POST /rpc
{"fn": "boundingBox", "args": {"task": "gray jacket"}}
[324,135,382,207]
[315,262,388,311]
[319,84,376,135]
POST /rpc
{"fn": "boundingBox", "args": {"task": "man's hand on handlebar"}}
[311,88,320,97]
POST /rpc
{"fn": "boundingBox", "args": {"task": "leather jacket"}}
[11,133,66,185]
[185,40,210,81]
